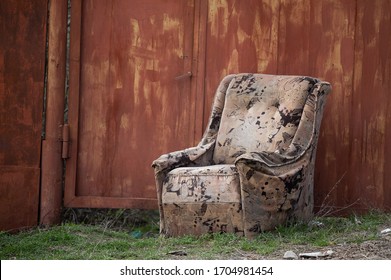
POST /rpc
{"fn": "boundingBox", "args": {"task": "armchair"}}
[152,73,331,238]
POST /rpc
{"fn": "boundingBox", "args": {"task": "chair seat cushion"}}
[162,164,244,236]
[162,164,241,203]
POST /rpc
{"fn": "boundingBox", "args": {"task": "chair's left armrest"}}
[234,80,332,176]
[234,149,309,176]
[234,149,314,238]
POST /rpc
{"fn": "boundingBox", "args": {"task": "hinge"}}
[60,124,70,159]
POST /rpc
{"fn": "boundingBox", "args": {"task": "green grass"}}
[0,211,390,260]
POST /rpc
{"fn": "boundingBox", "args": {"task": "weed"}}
[0,212,390,260]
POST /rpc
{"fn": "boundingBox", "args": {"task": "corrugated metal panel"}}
[0,0,48,231]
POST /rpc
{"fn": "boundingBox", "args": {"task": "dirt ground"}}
[233,239,391,260]
[232,230,391,260]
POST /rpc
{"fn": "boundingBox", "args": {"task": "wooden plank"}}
[40,0,68,225]
[0,0,48,230]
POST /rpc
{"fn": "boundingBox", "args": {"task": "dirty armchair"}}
[152,73,331,238]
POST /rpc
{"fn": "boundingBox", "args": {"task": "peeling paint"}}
[208,0,229,38]
[120,114,130,129]
[62,0,391,212]
[130,18,141,48]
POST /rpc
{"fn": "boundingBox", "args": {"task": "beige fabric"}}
[163,164,240,204]
[152,73,331,238]
[214,75,314,163]
[163,203,244,236]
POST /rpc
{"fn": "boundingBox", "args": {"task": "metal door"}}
[0,0,48,231]
[64,0,197,209]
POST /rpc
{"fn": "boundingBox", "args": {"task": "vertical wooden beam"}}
[40,0,68,225]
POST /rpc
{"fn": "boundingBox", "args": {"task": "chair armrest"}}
[152,142,215,174]
[152,142,215,235]
[234,149,309,176]
[235,150,314,238]
[235,150,302,167]
[234,80,331,174]
[233,82,331,237]
[284,81,331,157]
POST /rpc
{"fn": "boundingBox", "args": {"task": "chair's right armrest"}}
[152,142,215,235]
[152,142,215,174]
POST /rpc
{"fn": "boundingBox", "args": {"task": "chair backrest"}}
[212,74,320,164]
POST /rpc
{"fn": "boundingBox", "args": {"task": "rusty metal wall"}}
[64,0,196,208]
[39,0,388,214]
[40,0,68,226]
[203,0,391,212]
[1,0,388,231]
[340,0,391,212]
[0,0,48,230]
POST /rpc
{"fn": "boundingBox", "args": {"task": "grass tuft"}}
[1,211,390,260]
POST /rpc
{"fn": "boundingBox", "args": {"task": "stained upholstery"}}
[152,73,331,238]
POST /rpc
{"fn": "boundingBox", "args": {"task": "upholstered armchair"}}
[152,74,331,238]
